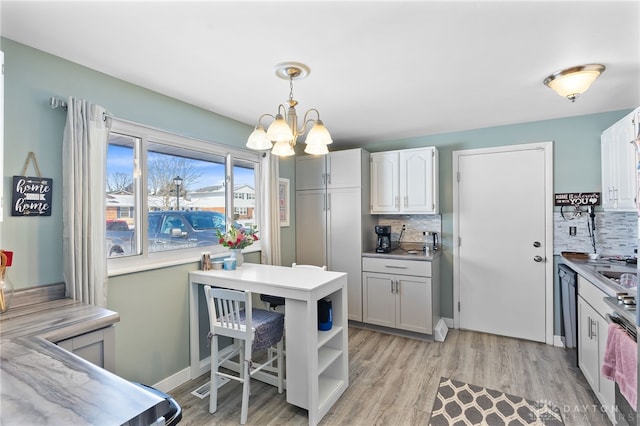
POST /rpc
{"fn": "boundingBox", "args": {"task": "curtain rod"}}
[49,96,67,110]
[49,96,115,122]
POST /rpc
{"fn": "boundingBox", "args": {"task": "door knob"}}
[533,255,543,262]
[533,241,541,248]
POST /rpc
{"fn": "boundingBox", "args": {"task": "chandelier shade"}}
[246,62,332,156]
[271,140,295,157]
[543,64,605,102]
[246,125,272,150]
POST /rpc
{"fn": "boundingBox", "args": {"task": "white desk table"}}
[189,263,349,426]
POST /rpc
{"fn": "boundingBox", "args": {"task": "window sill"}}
[107,244,262,277]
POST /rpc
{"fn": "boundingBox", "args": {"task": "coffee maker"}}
[375,225,392,253]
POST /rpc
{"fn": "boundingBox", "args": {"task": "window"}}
[106,119,261,271]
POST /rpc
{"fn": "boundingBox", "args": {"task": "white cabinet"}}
[295,149,376,322]
[362,256,439,335]
[576,276,615,423]
[370,147,439,214]
[56,325,116,372]
[296,149,362,190]
[601,108,639,211]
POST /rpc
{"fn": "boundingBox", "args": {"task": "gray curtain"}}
[62,97,111,306]
[259,152,282,266]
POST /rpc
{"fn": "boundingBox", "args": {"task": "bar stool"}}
[204,286,284,425]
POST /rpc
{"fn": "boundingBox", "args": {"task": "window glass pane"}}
[146,140,227,253]
[106,133,138,258]
[233,161,257,230]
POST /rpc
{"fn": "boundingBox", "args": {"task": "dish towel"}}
[602,322,637,411]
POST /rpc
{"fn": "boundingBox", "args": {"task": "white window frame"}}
[107,119,262,277]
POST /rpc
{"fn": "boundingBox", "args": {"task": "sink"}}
[597,270,638,288]
[598,270,628,280]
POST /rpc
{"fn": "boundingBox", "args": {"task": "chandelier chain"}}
[289,76,294,103]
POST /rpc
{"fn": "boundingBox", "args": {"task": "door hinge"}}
[458,301,460,312]
[458,237,461,247]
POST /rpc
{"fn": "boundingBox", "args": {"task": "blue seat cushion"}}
[240,308,284,352]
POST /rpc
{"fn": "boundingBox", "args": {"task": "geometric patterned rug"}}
[429,377,564,425]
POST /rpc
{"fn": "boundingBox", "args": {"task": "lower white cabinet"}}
[56,325,116,372]
[576,276,615,423]
[362,257,439,335]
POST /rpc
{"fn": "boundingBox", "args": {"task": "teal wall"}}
[2,37,634,385]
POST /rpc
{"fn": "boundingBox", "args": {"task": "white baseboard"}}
[153,367,191,393]
[553,334,565,348]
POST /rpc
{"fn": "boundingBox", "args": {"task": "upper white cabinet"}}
[296,150,362,191]
[601,107,639,211]
[370,147,439,214]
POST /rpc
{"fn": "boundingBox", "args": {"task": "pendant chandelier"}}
[246,62,332,156]
[543,64,605,102]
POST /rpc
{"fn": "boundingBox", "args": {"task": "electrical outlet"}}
[569,226,577,236]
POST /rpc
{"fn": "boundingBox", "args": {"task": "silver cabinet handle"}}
[533,255,543,262]
[533,241,541,248]
[390,280,394,293]
[590,318,597,339]
[587,316,592,339]
[385,265,408,269]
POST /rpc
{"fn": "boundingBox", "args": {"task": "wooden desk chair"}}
[204,286,284,424]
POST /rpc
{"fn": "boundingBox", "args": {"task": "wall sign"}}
[554,192,600,206]
[11,152,53,217]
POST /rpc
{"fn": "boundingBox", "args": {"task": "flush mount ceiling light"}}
[543,64,606,102]
[246,62,332,157]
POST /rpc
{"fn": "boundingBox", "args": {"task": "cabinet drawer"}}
[577,276,609,316]
[362,257,431,277]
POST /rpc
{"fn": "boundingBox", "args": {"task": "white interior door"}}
[453,142,553,343]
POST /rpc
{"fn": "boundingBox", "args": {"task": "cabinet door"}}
[363,272,396,328]
[612,111,637,210]
[56,326,115,372]
[328,187,363,321]
[577,297,600,392]
[400,147,437,214]
[370,152,399,213]
[296,155,326,190]
[601,126,616,209]
[396,275,432,334]
[295,190,327,266]
[601,110,637,211]
[327,149,362,188]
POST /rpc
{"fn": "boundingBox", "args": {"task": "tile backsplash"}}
[375,211,636,257]
[554,210,637,256]
[375,215,442,243]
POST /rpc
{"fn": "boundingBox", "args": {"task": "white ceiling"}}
[2,1,639,148]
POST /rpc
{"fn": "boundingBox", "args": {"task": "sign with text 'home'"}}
[554,192,600,207]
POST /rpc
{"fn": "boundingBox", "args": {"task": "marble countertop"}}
[0,298,169,425]
[561,256,637,324]
[362,242,441,261]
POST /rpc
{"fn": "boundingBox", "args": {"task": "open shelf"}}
[318,346,342,376]
[318,376,345,411]
[317,325,342,348]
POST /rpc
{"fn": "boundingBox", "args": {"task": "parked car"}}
[107,210,232,257]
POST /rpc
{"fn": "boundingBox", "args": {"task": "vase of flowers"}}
[216,225,258,267]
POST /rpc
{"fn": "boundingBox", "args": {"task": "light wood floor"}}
[170,326,611,425]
